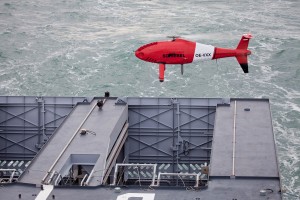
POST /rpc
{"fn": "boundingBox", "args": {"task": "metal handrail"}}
[0,169,16,183]
[54,174,62,186]
[84,169,94,186]
[111,163,157,186]
[155,172,201,187]
[80,174,88,186]
[47,171,56,184]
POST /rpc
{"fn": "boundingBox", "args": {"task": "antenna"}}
[215,59,220,71]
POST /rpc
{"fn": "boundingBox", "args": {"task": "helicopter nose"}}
[135,50,145,60]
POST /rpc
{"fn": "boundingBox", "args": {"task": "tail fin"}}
[236,34,252,73]
[236,33,252,50]
[236,55,249,73]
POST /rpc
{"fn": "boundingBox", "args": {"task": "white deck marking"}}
[35,185,54,200]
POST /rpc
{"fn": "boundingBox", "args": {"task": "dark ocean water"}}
[0,0,299,198]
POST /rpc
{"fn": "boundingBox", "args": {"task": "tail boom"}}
[212,34,252,73]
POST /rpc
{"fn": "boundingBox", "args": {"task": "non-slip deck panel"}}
[20,99,128,185]
[0,179,281,200]
[210,99,279,178]
[19,101,97,184]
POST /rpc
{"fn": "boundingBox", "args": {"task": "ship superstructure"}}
[0,96,282,199]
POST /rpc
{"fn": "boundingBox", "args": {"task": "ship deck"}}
[0,96,282,200]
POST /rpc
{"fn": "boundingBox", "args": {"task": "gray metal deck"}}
[0,179,281,200]
[0,96,282,200]
[210,99,279,178]
[19,98,128,186]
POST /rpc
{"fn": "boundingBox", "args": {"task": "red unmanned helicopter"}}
[135,34,252,82]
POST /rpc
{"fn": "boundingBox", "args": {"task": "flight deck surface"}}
[0,96,282,200]
[210,99,279,178]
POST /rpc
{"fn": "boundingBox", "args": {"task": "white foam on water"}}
[0,0,300,197]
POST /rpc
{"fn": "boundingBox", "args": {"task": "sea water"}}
[0,0,299,198]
